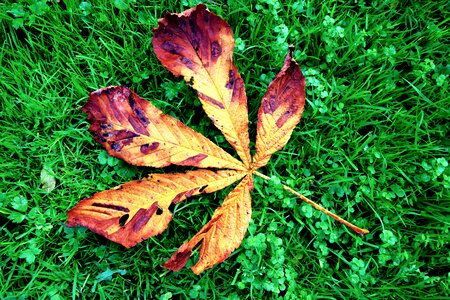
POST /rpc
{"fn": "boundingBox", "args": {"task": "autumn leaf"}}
[67,4,369,274]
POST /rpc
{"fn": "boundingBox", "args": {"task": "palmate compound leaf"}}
[67,4,369,275]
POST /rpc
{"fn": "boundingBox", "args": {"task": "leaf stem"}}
[253,171,369,235]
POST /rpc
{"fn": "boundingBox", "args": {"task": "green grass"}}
[1,0,449,299]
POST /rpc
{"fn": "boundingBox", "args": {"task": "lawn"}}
[1,0,449,299]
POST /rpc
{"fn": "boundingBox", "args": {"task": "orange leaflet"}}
[84,86,244,171]
[67,169,246,248]
[164,175,253,274]
[152,4,251,167]
[252,46,306,170]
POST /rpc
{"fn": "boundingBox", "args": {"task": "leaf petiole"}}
[253,171,369,235]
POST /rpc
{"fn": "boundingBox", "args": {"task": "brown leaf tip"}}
[83,86,155,156]
[160,3,208,23]
[288,44,295,56]
[163,249,192,271]
[154,4,209,32]
[88,85,130,99]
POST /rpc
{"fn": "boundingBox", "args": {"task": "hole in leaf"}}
[156,207,163,215]
[119,214,129,226]
[168,202,176,213]
[199,185,208,193]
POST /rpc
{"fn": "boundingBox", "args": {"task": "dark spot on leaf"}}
[191,39,200,52]
[131,204,158,232]
[177,154,208,166]
[134,107,150,126]
[100,123,112,130]
[211,41,222,58]
[282,85,291,95]
[225,69,235,89]
[199,93,224,109]
[199,185,208,193]
[263,94,278,114]
[119,214,129,226]
[102,88,115,96]
[276,110,292,128]
[189,18,197,35]
[269,95,277,111]
[127,116,149,135]
[110,142,122,151]
[97,136,107,143]
[128,96,136,109]
[179,19,187,30]
[180,56,194,69]
[107,130,137,151]
[92,203,130,212]
[172,192,184,204]
[203,13,209,24]
[161,41,182,55]
[140,142,160,154]
[102,132,112,138]
[112,130,139,142]
[156,207,163,215]
[162,29,173,38]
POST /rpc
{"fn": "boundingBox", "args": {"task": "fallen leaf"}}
[95,268,127,283]
[67,4,369,274]
[41,165,56,192]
